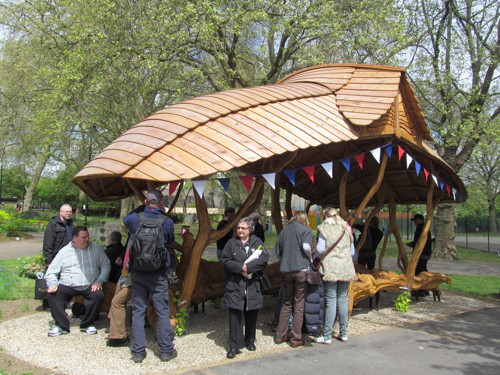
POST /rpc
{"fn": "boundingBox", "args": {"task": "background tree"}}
[406,0,499,259]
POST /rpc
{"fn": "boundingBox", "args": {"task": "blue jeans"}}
[323,280,350,340]
[131,270,175,355]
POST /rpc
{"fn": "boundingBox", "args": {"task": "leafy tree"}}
[405,0,499,259]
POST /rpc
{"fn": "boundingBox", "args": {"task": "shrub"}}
[19,254,45,279]
[394,289,411,312]
[0,218,24,237]
[20,210,41,219]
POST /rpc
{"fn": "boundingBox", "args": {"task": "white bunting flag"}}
[370,148,381,164]
[192,180,207,198]
[406,154,413,169]
[321,162,333,178]
[432,174,438,186]
[262,173,276,189]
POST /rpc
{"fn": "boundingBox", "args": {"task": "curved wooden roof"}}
[72,64,466,207]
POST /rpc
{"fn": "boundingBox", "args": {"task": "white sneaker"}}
[313,336,332,344]
[340,336,348,342]
[48,325,69,337]
[81,326,97,334]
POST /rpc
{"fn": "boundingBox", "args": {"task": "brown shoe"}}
[274,336,290,344]
[290,340,304,347]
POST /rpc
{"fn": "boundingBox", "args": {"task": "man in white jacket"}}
[45,226,110,337]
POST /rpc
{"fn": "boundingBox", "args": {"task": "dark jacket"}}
[274,221,313,273]
[303,282,324,335]
[409,223,432,260]
[221,235,269,311]
[105,242,126,283]
[43,216,74,265]
[216,219,234,250]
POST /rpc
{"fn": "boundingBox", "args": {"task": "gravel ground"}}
[0,291,497,375]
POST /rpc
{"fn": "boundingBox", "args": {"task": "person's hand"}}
[48,286,58,293]
[91,282,103,292]
[241,264,248,277]
[115,257,123,266]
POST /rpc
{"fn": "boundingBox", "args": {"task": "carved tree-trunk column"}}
[271,185,284,234]
[405,183,437,288]
[388,193,409,272]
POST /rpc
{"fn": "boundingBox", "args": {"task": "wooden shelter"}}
[73,64,466,319]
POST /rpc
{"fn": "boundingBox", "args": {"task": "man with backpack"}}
[123,189,177,363]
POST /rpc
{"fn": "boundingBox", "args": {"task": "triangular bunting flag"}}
[432,174,438,186]
[283,169,296,186]
[169,181,180,196]
[445,184,451,196]
[240,176,254,193]
[398,145,405,161]
[439,181,445,190]
[354,153,365,170]
[452,188,457,200]
[217,178,230,192]
[406,154,413,169]
[341,157,350,172]
[415,161,421,176]
[321,162,333,178]
[262,173,276,189]
[370,148,381,164]
[192,180,207,198]
[382,144,393,158]
[423,168,430,181]
[303,166,315,183]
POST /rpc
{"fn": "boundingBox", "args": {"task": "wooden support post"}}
[271,184,284,234]
[126,180,146,202]
[285,188,292,219]
[339,170,348,218]
[179,178,265,309]
[387,193,409,272]
[166,181,184,216]
[405,182,438,288]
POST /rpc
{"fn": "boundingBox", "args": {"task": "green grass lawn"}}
[441,274,500,299]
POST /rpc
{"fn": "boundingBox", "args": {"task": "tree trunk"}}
[433,203,458,260]
[488,198,497,233]
[22,154,49,212]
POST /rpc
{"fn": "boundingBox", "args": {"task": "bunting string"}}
[166,143,463,202]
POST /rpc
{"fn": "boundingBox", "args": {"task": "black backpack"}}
[131,212,169,272]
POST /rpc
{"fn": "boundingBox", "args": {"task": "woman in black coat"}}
[221,216,269,359]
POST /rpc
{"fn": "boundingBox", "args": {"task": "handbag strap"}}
[320,230,346,261]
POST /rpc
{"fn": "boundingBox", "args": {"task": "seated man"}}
[45,226,111,337]
[104,231,126,284]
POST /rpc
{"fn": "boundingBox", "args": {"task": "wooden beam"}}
[405,182,438,288]
[166,181,184,216]
[339,170,348,218]
[126,180,146,202]
[271,184,284,234]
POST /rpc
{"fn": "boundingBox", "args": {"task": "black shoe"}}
[226,349,241,359]
[160,349,178,362]
[132,352,146,363]
[246,343,256,351]
[107,337,130,347]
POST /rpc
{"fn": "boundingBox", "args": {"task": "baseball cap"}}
[146,189,164,203]
[411,214,424,221]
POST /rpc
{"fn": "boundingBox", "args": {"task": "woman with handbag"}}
[313,207,357,344]
[221,216,269,359]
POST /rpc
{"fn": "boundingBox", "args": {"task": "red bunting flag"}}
[423,168,430,181]
[303,166,315,183]
[445,184,451,196]
[398,146,405,161]
[240,176,254,193]
[354,153,365,170]
[169,181,180,196]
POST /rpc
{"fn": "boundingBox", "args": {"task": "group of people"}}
[42,196,432,363]
[42,189,177,363]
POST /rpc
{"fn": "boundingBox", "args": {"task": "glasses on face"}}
[237,227,249,230]
[61,211,72,214]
